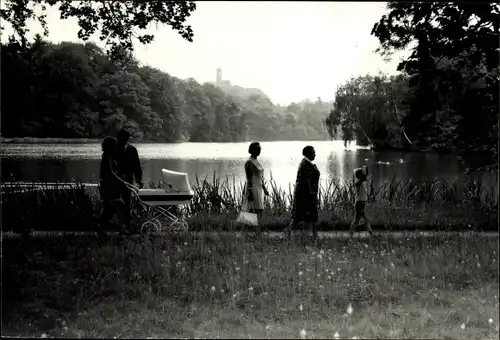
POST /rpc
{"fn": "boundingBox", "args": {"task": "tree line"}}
[0,37,331,142]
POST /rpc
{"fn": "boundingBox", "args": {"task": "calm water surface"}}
[1,141,496,194]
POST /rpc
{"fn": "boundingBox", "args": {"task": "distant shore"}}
[0,137,333,144]
[1,137,102,144]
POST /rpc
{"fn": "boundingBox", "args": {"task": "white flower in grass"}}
[265,325,271,330]
[327,275,332,280]
[320,250,325,255]
[299,271,304,276]
[334,331,340,338]
[461,323,466,329]
[210,286,216,293]
[299,304,303,312]
[183,242,188,246]
[488,318,494,324]
[248,286,254,292]
[300,329,307,339]
[41,334,47,338]
[347,303,354,315]
[236,267,240,271]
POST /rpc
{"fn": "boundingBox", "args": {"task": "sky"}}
[1,1,410,105]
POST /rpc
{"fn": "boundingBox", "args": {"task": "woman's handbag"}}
[235,182,258,226]
[236,210,258,226]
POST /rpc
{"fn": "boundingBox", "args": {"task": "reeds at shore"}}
[1,174,497,233]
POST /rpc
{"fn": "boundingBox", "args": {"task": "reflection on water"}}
[1,141,497,196]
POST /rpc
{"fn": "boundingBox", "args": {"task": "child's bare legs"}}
[351,201,373,237]
[350,216,359,237]
[360,214,373,236]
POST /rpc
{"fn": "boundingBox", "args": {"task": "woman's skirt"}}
[242,181,264,211]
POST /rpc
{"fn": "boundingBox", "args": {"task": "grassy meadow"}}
[2,232,499,338]
[1,175,498,338]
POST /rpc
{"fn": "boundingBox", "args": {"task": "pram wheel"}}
[140,221,159,234]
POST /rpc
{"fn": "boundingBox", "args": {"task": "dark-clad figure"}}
[99,136,128,233]
[286,145,321,239]
[115,129,143,230]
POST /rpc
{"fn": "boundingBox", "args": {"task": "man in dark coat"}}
[115,129,143,231]
[284,145,320,240]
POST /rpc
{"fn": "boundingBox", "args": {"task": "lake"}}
[0,141,496,194]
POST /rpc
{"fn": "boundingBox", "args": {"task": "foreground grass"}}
[2,233,499,339]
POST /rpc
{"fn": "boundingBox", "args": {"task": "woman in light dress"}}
[242,142,269,231]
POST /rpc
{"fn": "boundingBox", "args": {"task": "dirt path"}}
[2,230,498,240]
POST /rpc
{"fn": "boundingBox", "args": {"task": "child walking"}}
[350,165,373,237]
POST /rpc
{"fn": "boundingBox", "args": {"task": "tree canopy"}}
[0,0,196,60]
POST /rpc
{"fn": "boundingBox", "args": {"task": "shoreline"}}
[0,137,464,155]
[1,137,333,144]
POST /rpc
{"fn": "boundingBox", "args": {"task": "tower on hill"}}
[216,67,222,85]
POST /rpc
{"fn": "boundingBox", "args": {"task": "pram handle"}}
[124,182,140,195]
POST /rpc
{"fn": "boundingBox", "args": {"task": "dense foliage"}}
[325,2,499,169]
[0,38,331,141]
[0,0,196,61]
[325,74,412,150]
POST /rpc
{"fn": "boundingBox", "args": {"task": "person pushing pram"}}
[115,129,144,230]
[98,129,143,234]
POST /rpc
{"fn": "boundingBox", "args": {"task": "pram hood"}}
[162,169,192,193]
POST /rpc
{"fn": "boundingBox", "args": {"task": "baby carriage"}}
[126,169,194,234]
